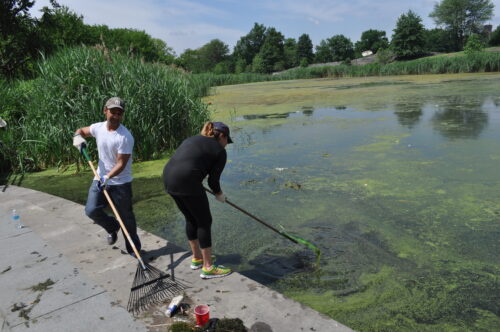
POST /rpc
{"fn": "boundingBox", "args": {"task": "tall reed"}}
[0,46,211,171]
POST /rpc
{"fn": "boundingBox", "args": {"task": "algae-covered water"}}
[19,74,500,331]
[160,76,500,331]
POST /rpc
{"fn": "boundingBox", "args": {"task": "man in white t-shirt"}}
[72,97,141,255]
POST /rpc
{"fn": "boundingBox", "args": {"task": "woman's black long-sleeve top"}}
[163,135,227,196]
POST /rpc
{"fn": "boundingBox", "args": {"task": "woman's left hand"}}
[215,192,226,203]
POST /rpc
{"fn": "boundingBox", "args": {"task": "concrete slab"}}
[8,293,144,332]
[0,185,352,331]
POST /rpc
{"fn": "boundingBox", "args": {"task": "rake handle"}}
[204,187,298,244]
[82,148,146,270]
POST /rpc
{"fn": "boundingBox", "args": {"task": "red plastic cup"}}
[194,304,210,327]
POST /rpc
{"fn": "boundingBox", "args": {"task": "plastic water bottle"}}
[11,209,24,229]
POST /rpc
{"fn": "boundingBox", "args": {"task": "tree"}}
[255,27,284,73]
[175,48,202,72]
[355,29,389,55]
[0,0,34,36]
[328,35,354,61]
[429,0,494,50]
[251,53,265,73]
[234,57,247,73]
[213,59,234,74]
[198,39,229,72]
[37,4,90,54]
[296,33,314,65]
[233,23,266,68]
[314,35,354,63]
[423,28,456,53]
[175,40,229,73]
[391,10,426,59]
[283,38,297,69]
[151,38,175,64]
[0,0,39,78]
[100,28,174,63]
[314,39,332,63]
[489,25,500,46]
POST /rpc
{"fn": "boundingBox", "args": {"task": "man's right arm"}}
[74,126,91,138]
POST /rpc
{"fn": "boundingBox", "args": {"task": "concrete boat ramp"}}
[0,185,352,332]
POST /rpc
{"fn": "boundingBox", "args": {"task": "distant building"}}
[361,50,373,57]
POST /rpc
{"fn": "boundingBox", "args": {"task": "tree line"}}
[1,0,175,79]
[1,0,498,79]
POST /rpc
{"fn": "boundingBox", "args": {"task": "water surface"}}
[159,77,500,331]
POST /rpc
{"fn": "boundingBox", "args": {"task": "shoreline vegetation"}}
[195,50,500,86]
[0,46,211,173]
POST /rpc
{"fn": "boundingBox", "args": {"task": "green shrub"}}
[464,34,485,55]
[376,48,393,65]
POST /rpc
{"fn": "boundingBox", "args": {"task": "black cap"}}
[213,122,233,144]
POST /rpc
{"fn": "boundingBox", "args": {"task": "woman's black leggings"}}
[171,193,212,248]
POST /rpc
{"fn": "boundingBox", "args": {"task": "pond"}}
[158,76,500,331]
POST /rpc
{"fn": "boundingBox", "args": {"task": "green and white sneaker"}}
[190,255,216,270]
[200,265,232,279]
[190,258,203,270]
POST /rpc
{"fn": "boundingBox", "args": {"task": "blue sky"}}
[30,0,500,55]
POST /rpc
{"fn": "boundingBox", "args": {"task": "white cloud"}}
[308,17,320,25]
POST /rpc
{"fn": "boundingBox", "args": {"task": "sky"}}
[30,0,500,56]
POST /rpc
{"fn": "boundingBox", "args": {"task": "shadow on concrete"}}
[0,171,24,192]
[145,242,189,284]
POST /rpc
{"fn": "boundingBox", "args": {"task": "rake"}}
[204,187,321,264]
[81,147,184,314]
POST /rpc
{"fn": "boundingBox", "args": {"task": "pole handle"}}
[204,186,298,244]
[82,148,146,269]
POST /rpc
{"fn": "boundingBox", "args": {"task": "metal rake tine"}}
[127,264,190,314]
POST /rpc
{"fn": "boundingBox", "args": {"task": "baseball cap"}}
[213,122,233,144]
[105,97,125,110]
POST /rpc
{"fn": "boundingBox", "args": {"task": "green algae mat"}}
[21,74,500,331]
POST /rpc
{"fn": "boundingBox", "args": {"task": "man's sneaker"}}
[200,265,232,279]
[107,231,118,245]
[190,255,216,270]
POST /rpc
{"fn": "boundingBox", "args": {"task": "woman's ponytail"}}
[200,122,216,137]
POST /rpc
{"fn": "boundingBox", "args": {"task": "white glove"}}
[215,192,226,203]
[73,134,87,152]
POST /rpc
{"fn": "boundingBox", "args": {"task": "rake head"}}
[127,262,189,314]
